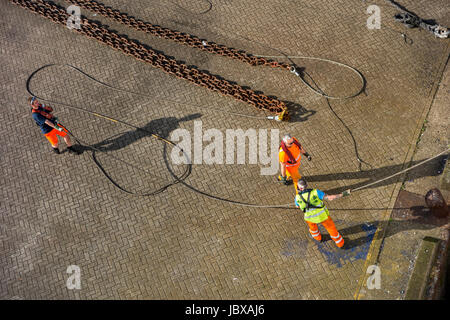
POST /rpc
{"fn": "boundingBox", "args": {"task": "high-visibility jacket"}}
[279,139,302,167]
[295,189,330,223]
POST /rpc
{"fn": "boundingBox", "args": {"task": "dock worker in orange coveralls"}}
[29,96,80,155]
[295,178,350,248]
[278,134,311,192]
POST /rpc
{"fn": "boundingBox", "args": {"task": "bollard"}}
[425,188,449,218]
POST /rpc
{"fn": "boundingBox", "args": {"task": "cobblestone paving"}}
[0,0,448,299]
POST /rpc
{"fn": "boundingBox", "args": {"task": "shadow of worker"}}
[73,113,201,196]
[89,113,202,152]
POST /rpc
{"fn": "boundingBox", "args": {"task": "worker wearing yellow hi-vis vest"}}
[295,179,350,248]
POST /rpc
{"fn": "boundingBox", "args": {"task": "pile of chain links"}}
[11,0,290,118]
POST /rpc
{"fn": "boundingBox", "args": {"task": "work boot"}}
[333,234,345,248]
[339,238,348,249]
[67,145,81,155]
[277,175,292,185]
[52,147,60,154]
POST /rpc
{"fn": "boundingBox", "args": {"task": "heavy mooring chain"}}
[66,0,293,71]
[11,0,288,117]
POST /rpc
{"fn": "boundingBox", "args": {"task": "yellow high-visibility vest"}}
[295,189,330,223]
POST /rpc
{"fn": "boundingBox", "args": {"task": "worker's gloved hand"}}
[54,124,64,132]
[342,189,351,197]
[303,152,312,161]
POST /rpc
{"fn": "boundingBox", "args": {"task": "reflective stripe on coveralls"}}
[309,228,321,240]
[331,233,344,244]
[285,153,301,167]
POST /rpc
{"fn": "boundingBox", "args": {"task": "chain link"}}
[11,0,289,118]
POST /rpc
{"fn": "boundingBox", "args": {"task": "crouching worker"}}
[295,178,350,248]
[29,96,80,155]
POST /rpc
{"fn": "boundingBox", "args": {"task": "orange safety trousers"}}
[44,126,68,147]
[306,217,344,248]
[286,164,301,192]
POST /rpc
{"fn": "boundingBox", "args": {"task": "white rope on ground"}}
[254,54,366,100]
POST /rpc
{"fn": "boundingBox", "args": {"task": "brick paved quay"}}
[1,0,448,299]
